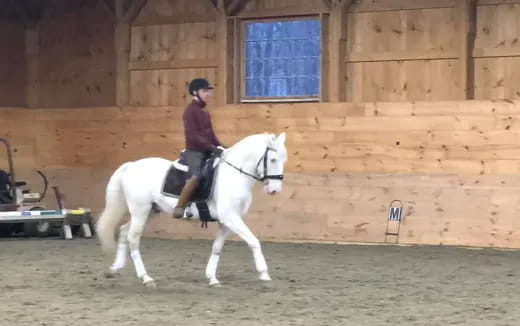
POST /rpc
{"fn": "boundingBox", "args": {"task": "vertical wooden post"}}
[115,22,130,106]
[320,13,329,102]
[456,0,476,100]
[113,0,132,107]
[233,17,241,104]
[25,27,39,107]
[216,13,235,105]
[327,2,348,102]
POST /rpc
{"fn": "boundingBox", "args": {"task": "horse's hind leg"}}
[109,222,130,274]
[127,203,155,287]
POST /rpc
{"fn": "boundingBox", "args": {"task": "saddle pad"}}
[161,157,218,202]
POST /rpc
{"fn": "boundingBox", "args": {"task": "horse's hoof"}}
[259,272,272,282]
[144,280,157,288]
[209,279,222,288]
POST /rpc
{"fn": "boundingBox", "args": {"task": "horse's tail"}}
[95,162,131,254]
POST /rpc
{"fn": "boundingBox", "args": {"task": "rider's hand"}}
[211,146,224,157]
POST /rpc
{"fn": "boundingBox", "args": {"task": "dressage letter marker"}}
[385,200,403,244]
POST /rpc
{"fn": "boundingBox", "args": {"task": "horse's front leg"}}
[205,224,231,287]
[223,216,271,282]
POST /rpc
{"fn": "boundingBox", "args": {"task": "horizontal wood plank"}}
[129,59,218,70]
[472,47,520,58]
[349,0,456,12]
[347,50,458,63]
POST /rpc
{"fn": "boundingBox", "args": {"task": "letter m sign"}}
[388,206,402,221]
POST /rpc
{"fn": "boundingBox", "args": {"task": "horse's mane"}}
[232,133,276,149]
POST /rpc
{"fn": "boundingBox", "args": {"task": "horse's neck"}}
[218,142,264,191]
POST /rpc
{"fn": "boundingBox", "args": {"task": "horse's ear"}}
[276,132,286,145]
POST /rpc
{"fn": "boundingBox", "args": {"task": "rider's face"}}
[196,88,212,102]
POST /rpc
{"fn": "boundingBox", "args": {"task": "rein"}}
[221,147,284,182]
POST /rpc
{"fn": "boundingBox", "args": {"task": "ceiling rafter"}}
[332,0,353,9]
[322,0,332,9]
[226,0,251,16]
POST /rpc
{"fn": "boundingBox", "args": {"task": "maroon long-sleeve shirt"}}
[183,99,221,152]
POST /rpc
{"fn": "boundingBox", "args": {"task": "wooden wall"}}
[474,1,520,99]
[129,0,218,106]
[346,3,460,101]
[120,0,520,106]
[36,0,115,107]
[2,100,520,248]
[4,0,520,107]
[0,5,26,107]
[2,0,520,249]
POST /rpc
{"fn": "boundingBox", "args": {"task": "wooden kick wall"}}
[2,100,520,248]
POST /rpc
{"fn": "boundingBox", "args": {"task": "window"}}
[241,17,321,102]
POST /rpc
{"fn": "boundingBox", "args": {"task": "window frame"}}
[237,15,323,103]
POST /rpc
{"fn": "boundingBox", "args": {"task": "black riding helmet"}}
[188,78,214,96]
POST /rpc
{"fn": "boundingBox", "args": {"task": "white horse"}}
[95,132,287,287]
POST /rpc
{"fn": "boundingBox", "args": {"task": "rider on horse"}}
[173,78,224,219]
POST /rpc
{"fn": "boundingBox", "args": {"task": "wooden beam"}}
[115,0,126,20]
[478,0,520,5]
[322,0,332,9]
[115,21,130,107]
[333,0,352,8]
[349,0,455,12]
[100,0,116,19]
[123,0,148,23]
[112,0,149,105]
[217,0,226,12]
[237,7,329,18]
[233,16,241,104]
[216,15,236,104]
[132,14,215,26]
[339,0,353,8]
[456,0,476,100]
[347,50,458,62]
[227,0,252,15]
[472,47,520,58]
[207,0,218,10]
[129,59,219,71]
[320,13,330,102]
[327,3,348,102]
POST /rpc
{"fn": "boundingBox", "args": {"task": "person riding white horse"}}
[173,78,225,219]
[95,81,288,287]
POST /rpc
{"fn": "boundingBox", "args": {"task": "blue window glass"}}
[244,19,320,98]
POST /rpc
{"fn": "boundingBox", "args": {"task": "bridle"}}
[221,147,284,182]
